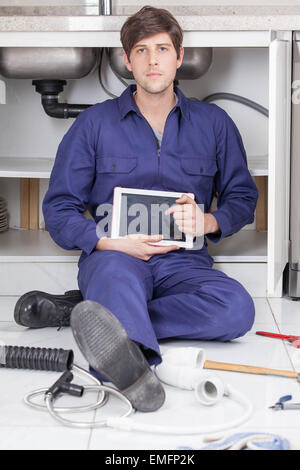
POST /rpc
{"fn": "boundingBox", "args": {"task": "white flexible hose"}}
[24,350,254,435]
[106,384,253,435]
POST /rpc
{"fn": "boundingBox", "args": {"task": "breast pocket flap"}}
[181,157,217,176]
[96,157,137,174]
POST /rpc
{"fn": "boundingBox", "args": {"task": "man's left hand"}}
[165,194,220,236]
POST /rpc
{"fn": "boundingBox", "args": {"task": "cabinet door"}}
[268,37,291,296]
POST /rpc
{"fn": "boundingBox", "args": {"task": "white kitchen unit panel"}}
[0,261,266,298]
[0,262,79,295]
[267,37,291,296]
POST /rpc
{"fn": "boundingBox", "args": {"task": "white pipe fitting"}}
[155,347,226,406]
[194,372,226,406]
[162,347,205,368]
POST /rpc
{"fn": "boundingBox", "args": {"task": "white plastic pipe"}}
[155,347,226,406]
[162,347,205,368]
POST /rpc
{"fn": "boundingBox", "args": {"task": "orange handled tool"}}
[256,331,300,348]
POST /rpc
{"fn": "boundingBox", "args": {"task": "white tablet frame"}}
[111,187,195,249]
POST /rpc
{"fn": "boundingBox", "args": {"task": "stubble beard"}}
[137,75,175,96]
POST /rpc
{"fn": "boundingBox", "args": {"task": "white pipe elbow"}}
[155,348,226,406]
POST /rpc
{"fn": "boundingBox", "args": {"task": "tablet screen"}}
[119,193,186,242]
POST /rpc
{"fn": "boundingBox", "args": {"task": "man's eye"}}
[137,48,145,53]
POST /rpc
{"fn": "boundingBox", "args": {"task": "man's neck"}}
[134,85,176,119]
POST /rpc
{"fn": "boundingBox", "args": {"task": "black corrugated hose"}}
[0,345,73,372]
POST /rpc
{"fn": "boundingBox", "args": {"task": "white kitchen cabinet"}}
[0,29,292,298]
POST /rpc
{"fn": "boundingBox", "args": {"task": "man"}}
[15,6,258,411]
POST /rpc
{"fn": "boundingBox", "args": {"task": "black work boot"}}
[14,290,83,328]
[71,300,166,412]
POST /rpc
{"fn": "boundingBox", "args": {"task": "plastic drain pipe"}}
[155,347,226,406]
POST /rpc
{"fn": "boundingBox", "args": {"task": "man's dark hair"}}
[120,5,183,60]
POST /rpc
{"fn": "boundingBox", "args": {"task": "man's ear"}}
[122,49,132,72]
[176,47,184,69]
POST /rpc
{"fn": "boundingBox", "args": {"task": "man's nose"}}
[148,50,159,65]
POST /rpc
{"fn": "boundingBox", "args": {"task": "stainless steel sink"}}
[0,47,100,79]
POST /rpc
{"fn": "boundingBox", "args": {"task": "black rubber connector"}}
[0,345,74,372]
[46,370,84,398]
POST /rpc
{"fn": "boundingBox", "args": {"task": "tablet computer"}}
[111,187,195,248]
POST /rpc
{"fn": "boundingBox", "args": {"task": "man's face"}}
[123,32,184,95]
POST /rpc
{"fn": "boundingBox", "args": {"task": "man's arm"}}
[204,213,220,235]
[43,112,99,255]
[206,108,258,243]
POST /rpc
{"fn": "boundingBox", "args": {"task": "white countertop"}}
[1,6,300,31]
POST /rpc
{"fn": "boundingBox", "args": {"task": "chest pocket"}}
[96,157,137,174]
[181,157,217,177]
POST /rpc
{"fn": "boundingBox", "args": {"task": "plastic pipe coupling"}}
[155,347,226,406]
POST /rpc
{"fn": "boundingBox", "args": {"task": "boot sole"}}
[71,300,165,412]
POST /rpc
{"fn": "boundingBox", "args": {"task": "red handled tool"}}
[256,331,300,348]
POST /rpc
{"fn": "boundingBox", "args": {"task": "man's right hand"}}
[95,234,180,261]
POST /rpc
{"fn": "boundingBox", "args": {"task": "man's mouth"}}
[147,73,162,77]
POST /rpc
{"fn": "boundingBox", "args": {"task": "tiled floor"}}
[1,295,300,450]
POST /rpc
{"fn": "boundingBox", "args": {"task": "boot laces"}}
[56,304,72,331]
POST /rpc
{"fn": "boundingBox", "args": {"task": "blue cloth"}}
[178,432,290,450]
[43,84,258,364]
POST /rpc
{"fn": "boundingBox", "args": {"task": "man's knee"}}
[222,282,255,340]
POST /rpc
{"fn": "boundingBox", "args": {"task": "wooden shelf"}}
[207,229,267,262]
[0,157,54,178]
[248,155,268,176]
[0,227,267,262]
[0,155,268,178]
[0,228,79,261]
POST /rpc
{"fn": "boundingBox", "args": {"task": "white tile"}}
[0,321,80,350]
[1,295,300,450]
[0,296,19,322]
[266,296,300,369]
[0,426,91,450]
[89,371,300,450]
[90,318,300,450]
[252,297,276,324]
[0,365,100,427]
[268,296,300,326]
[0,322,97,427]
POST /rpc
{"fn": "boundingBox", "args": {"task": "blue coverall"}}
[43,84,258,366]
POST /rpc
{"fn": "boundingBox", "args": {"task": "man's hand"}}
[165,194,220,236]
[96,234,180,261]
